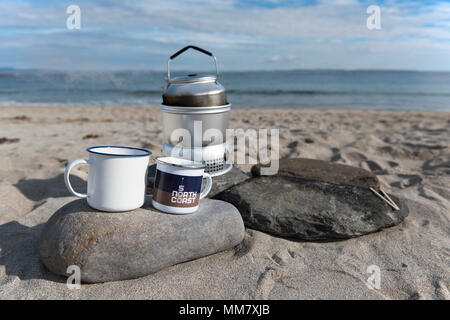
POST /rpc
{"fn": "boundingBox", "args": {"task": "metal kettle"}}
[162,45,228,107]
[160,45,232,176]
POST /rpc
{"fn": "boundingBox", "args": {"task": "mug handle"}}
[199,172,213,199]
[64,159,89,198]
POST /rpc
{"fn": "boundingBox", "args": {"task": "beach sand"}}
[0,106,449,299]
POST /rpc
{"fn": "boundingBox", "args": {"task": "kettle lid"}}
[169,73,216,84]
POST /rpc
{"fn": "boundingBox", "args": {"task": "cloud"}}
[266,55,298,63]
[0,0,449,70]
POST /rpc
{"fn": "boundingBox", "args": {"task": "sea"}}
[0,69,449,110]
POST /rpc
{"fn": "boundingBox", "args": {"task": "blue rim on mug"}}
[87,146,152,157]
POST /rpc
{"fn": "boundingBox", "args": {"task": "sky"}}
[0,0,449,71]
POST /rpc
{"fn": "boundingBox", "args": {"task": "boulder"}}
[39,198,245,283]
[214,158,408,241]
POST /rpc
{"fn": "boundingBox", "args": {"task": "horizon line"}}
[2,67,450,73]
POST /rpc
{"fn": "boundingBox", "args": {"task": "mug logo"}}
[171,184,197,204]
[153,170,202,208]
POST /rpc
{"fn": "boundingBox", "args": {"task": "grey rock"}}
[208,167,250,197]
[39,198,245,283]
[251,158,380,189]
[147,164,250,198]
[145,164,157,195]
[214,175,408,241]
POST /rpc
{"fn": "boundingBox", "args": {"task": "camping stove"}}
[162,143,232,177]
[160,45,232,176]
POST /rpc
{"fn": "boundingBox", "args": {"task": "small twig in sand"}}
[369,187,400,211]
[380,189,400,211]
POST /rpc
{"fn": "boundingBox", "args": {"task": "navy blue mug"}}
[152,157,212,214]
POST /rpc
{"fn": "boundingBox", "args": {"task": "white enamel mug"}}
[64,146,151,212]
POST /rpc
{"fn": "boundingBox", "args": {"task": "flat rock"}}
[208,166,250,197]
[251,158,380,188]
[146,164,250,198]
[214,175,408,241]
[38,198,245,283]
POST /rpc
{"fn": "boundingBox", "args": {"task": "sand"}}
[0,106,449,300]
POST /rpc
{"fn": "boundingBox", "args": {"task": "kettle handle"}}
[170,45,212,59]
[167,45,219,82]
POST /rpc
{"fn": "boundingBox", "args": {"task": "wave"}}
[88,88,450,97]
[96,88,450,97]
[1,87,449,98]
[227,89,450,97]
[0,90,20,94]
[123,90,162,95]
